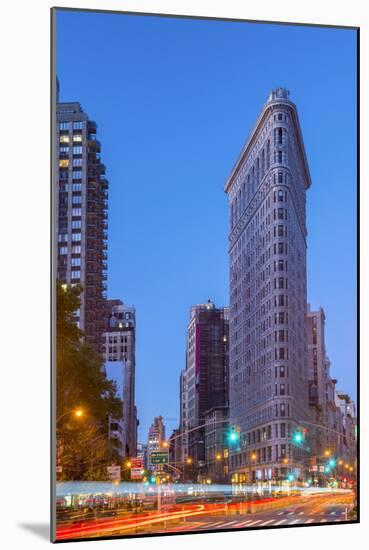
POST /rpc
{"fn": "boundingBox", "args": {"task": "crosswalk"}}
[193,510,348,532]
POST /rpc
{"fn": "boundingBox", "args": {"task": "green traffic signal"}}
[228,426,240,444]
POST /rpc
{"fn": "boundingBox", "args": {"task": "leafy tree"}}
[56,283,123,479]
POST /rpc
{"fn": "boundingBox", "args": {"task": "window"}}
[59,135,69,143]
[278,172,283,183]
[278,113,283,121]
[71,271,80,279]
[72,183,81,192]
[280,384,286,396]
[73,158,83,167]
[73,134,83,142]
[72,146,82,155]
[72,220,81,229]
[280,403,286,417]
[59,247,68,255]
[59,146,69,154]
[72,195,81,204]
[71,258,81,266]
[72,246,81,254]
[73,121,83,130]
[280,423,286,437]
[278,151,283,163]
[58,233,68,242]
[59,159,69,168]
[72,233,81,241]
[72,170,82,180]
[59,122,69,130]
[72,208,82,217]
[278,190,284,202]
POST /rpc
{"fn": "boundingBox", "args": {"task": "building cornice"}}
[224,98,312,194]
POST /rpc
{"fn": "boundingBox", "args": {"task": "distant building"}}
[180,301,229,474]
[103,299,137,458]
[137,443,148,469]
[56,98,108,353]
[147,416,166,471]
[335,391,357,463]
[169,429,182,479]
[225,88,311,483]
[204,406,229,482]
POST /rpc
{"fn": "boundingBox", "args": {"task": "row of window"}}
[59,134,83,143]
[59,121,83,130]
[59,245,81,254]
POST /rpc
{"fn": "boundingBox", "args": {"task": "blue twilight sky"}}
[56,10,357,442]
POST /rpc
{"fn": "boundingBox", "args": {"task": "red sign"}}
[130,457,143,480]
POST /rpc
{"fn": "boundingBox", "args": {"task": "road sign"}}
[107,465,121,481]
[131,458,143,469]
[151,451,169,465]
[130,457,143,479]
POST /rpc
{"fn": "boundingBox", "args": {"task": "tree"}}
[56,283,123,479]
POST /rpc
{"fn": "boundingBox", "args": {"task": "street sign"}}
[131,458,143,469]
[130,457,143,479]
[151,451,169,465]
[107,465,121,481]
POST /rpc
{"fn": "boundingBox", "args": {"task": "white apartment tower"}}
[225,88,311,482]
[103,299,137,458]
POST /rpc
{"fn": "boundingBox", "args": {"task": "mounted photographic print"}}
[51,6,359,543]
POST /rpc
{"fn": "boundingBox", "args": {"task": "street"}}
[56,491,356,540]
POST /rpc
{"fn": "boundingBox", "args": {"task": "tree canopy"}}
[56,283,123,479]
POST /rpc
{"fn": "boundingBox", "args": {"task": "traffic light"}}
[328,458,336,468]
[228,426,240,444]
[293,431,304,444]
[150,475,156,483]
[287,473,294,482]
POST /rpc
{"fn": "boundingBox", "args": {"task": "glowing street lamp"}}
[324,449,331,457]
[186,457,193,465]
[216,453,222,461]
[56,408,84,424]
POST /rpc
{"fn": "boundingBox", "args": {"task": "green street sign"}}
[151,451,169,464]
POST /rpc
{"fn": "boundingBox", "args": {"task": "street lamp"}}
[324,449,331,457]
[186,457,192,464]
[56,408,84,424]
[216,453,222,461]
